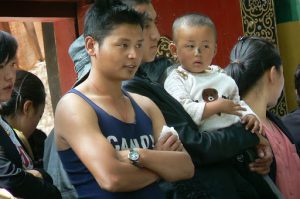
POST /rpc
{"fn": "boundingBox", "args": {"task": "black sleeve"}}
[177,122,259,166]
[123,78,259,166]
[0,145,62,199]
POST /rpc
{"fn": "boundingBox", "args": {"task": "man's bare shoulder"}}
[55,92,97,130]
[56,92,89,113]
[55,91,100,149]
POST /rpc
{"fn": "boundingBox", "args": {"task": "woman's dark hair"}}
[84,0,145,45]
[0,70,46,117]
[0,31,18,65]
[225,36,282,97]
[294,64,300,106]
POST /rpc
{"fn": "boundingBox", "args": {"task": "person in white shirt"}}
[164,13,261,133]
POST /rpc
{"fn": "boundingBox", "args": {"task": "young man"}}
[55,1,193,198]
[43,1,161,198]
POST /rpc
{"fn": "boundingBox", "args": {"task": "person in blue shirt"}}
[54,1,194,199]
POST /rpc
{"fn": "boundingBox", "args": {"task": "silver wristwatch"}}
[128,148,140,166]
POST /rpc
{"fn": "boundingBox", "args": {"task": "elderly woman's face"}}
[0,57,16,102]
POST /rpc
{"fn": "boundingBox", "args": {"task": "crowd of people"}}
[0,0,299,198]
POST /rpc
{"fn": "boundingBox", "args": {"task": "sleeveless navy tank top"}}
[58,89,164,199]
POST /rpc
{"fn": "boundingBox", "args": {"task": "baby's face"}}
[174,25,216,73]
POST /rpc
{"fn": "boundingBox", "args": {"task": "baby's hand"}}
[241,114,262,134]
[218,98,246,116]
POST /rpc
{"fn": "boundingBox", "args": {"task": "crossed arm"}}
[55,93,194,192]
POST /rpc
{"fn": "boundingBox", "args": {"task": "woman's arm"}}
[0,144,61,199]
[55,94,159,192]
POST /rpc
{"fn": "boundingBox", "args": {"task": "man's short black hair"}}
[84,0,145,45]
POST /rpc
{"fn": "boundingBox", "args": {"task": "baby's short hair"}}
[172,13,217,42]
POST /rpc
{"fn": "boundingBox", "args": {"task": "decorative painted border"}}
[240,0,288,116]
[157,36,173,58]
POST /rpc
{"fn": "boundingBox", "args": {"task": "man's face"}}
[134,3,160,63]
[89,24,144,81]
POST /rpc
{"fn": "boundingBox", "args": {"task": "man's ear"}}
[23,100,33,115]
[85,36,97,56]
[169,42,178,58]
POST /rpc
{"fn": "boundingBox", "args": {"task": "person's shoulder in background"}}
[282,108,300,145]
[28,128,47,168]
[140,56,178,85]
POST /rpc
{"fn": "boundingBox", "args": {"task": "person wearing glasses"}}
[0,31,61,198]
[226,36,300,199]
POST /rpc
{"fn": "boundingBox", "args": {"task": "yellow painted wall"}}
[277,21,300,111]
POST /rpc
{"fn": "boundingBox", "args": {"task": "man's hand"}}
[241,114,263,134]
[116,150,131,164]
[155,132,183,151]
[249,135,273,175]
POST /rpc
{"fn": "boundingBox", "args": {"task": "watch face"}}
[129,150,139,161]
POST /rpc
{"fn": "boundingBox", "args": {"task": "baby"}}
[164,13,261,133]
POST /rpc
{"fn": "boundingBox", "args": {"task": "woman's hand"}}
[0,188,17,199]
[26,169,43,179]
